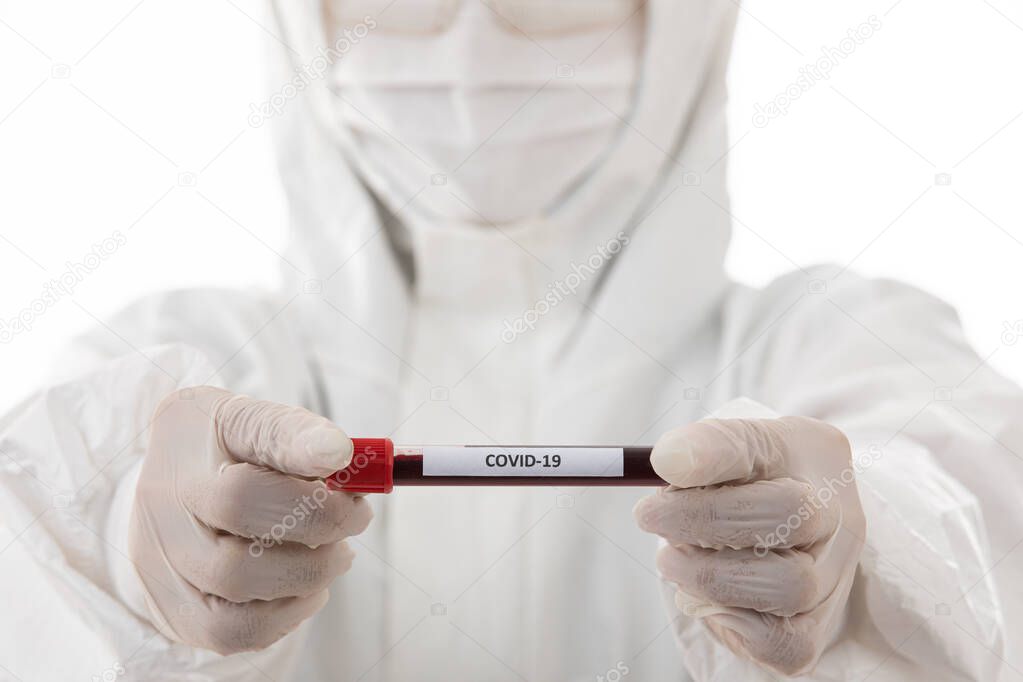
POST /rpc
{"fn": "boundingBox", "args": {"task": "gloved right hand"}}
[127,386,372,654]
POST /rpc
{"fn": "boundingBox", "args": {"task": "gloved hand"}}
[634,416,866,677]
[127,386,372,655]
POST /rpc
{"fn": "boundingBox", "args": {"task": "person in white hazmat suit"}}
[1,0,1021,680]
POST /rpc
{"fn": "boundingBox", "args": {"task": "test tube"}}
[326,438,665,493]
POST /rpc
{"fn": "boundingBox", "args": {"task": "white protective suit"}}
[1,0,1021,680]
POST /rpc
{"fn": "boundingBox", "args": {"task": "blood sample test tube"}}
[326,438,666,493]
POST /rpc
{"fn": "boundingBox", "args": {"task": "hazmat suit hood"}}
[268,0,737,431]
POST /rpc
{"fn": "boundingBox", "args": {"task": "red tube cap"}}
[326,437,393,493]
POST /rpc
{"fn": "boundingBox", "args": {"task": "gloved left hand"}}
[634,416,866,677]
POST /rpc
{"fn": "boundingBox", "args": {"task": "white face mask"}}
[326,0,644,225]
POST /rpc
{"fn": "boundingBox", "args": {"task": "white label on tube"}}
[420,446,624,477]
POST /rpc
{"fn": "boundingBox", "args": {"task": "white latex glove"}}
[127,386,372,654]
[634,416,866,677]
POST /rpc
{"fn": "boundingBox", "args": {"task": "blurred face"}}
[324,0,646,224]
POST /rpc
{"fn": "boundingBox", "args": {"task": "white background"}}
[1,0,1022,413]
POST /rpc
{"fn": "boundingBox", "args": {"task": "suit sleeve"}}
[0,288,320,681]
[720,268,1021,680]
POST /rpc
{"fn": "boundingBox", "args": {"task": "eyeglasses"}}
[326,0,644,36]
